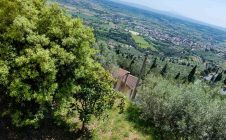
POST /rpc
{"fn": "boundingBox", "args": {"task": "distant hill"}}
[51,0,226,63]
[113,0,226,31]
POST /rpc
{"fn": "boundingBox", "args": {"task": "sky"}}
[118,0,226,28]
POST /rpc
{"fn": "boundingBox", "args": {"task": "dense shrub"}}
[136,74,226,139]
[0,0,117,130]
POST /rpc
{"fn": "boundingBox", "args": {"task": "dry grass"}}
[90,102,153,140]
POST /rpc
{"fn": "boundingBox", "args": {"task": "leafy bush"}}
[0,0,117,129]
[136,74,226,139]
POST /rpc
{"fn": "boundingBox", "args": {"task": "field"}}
[129,30,140,35]
[132,35,158,51]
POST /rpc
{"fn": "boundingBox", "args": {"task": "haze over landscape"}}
[117,0,226,28]
[2,0,226,139]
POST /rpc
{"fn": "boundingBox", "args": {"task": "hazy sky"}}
[118,0,226,28]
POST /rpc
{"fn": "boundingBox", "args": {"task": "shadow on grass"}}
[125,103,161,140]
[0,118,92,140]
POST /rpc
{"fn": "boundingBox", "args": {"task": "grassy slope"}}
[91,102,154,140]
[0,101,154,140]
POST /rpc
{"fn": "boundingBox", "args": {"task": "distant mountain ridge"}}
[52,0,226,62]
[112,0,226,32]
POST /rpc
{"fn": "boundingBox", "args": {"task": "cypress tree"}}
[161,63,168,76]
[188,65,197,82]
[150,58,157,69]
[175,72,180,80]
[210,75,216,82]
[147,58,157,75]
[214,72,223,83]
[129,56,136,71]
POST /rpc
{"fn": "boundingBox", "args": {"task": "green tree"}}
[150,58,157,69]
[136,74,226,139]
[187,65,197,83]
[146,58,157,76]
[160,63,168,76]
[175,72,180,80]
[128,56,136,71]
[94,41,118,73]
[210,75,216,82]
[214,72,223,83]
[0,0,117,129]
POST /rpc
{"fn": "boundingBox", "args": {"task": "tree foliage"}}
[136,74,226,139]
[0,0,117,129]
[214,72,223,83]
[94,41,118,73]
[160,63,168,76]
[175,72,180,80]
[146,57,157,76]
[187,65,197,83]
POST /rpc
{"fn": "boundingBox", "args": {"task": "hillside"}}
[51,0,226,64]
[2,0,226,140]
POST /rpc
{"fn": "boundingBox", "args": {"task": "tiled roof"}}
[113,68,138,90]
[113,68,129,78]
[123,74,138,89]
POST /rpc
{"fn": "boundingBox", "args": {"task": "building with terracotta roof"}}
[113,68,138,97]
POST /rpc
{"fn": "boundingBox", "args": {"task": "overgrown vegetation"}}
[135,74,226,139]
[0,0,118,134]
[2,0,226,139]
[91,101,154,140]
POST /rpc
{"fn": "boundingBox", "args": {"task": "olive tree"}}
[136,74,226,139]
